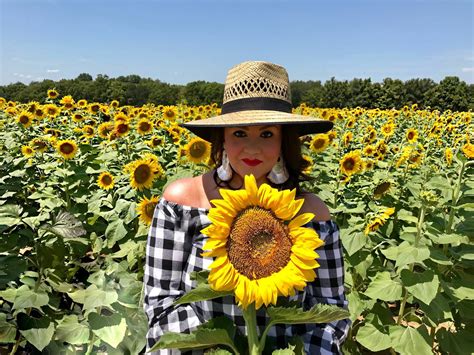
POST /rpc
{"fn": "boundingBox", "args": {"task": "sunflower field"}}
[0,91,473,354]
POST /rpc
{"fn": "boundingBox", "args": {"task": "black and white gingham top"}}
[144,198,350,355]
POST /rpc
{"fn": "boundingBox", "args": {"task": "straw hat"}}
[181,61,333,142]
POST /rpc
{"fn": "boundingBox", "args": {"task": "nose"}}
[242,140,262,155]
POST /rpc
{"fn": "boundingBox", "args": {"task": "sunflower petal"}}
[291,245,318,260]
[288,213,315,229]
[290,254,319,269]
[244,175,258,205]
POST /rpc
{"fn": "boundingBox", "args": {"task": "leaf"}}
[0,255,28,288]
[40,210,86,239]
[266,304,349,325]
[347,291,375,322]
[0,204,22,228]
[204,349,233,355]
[381,241,430,268]
[355,322,391,352]
[17,313,55,351]
[418,293,452,323]
[400,269,440,305]
[426,232,468,245]
[437,327,474,355]
[149,328,235,353]
[389,325,432,355]
[55,315,90,345]
[190,270,211,284]
[0,313,16,343]
[106,219,128,248]
[340,231,367,256]
[67,284,118,310]
[13,289,49,311]
[364,272,403,302]
[88,312,127,348]
[174,284,233,305]
[396,209,419,224]
[272,344,296,354]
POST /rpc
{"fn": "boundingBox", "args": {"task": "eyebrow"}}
[238,125,278,131]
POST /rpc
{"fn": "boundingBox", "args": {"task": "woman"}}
[144,61,350,354]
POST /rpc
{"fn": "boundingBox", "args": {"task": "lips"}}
[242,158,263,166]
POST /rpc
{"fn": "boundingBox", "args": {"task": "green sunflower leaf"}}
[266,303,349,325]
[174,284,233,305]
[39,210,86,239]
[149,327,236,353]
[272,344,296,354]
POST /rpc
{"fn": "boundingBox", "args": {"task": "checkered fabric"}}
[144,198,351,355]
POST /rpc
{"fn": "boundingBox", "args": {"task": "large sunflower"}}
[97,172,115,190]
[16,111,34,128]
[47,89,59,99]
[136,195,159,225]
[137,118,154,135]
[310,134,330,153]
[340,150,363,176]
[98,122,114,139]
[124,155,164,190]
[56,139,78,160]
[201,175,323,310]
[184,137,211,164]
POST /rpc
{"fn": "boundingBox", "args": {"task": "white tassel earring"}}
[267,155,289,184]
[217,150,233,181]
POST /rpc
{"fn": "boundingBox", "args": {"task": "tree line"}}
[1,73,473,112]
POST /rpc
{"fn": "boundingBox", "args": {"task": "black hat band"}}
[221,97,292,114]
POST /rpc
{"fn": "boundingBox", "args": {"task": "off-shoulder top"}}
[144,198,350,355]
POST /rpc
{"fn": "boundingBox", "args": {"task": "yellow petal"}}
[288,213,315,230]
[220,189,249,211]
[244,175,258,205]
[290,254,319,270]
[201,246,226,258]
[203,238,226,251]
[209,256,228,269]
[291,245,318,260]
[211,199,238,216]
[257,183,276,209]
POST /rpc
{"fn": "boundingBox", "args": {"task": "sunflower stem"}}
[242,303,260,355]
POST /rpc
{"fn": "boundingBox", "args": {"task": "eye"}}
[233,130,247,137]
[260,130,274,138]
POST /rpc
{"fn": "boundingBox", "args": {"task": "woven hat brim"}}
[181,110,333,142]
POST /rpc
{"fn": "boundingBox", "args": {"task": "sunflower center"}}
[117,123,129,133]
[145,202,157,218]
[343,158,355,170]
[60,143,74,154]
[19,115,29,124]
[312,139,325,149]
[101,175,112,185]
[134,164,151,184]
[140,122,151,131]
[190,142,206,158]
[227,206,291,280]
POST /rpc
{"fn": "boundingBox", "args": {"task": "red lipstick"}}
[242,158,263,166]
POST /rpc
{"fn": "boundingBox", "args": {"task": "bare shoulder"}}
[163,176,202,207]
[297,192,332,222]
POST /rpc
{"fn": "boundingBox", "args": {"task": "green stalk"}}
[398,204,426,325]
[446,160,467,234]
[242,303,260,355]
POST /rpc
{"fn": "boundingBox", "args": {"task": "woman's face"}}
[223,124,282,186]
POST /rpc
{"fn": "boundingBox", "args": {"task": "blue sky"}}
[1,0,473,85]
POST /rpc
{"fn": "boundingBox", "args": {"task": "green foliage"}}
[1,74,473,111]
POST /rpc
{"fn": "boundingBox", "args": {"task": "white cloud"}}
[47,69,60,73]
[462,67,474,72]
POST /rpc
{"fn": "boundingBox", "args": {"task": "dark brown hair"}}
[209,126,312,194]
